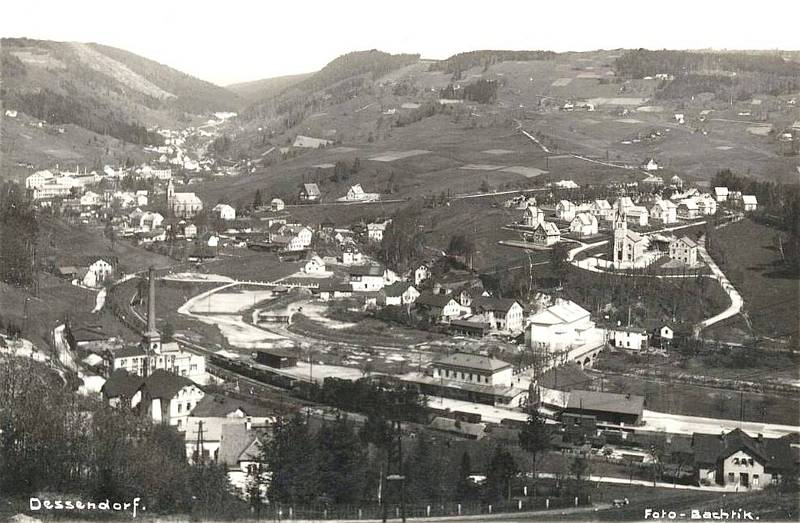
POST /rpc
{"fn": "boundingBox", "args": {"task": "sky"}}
[2,0,799,86]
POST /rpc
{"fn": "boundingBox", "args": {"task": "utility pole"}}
[194,420,206,465]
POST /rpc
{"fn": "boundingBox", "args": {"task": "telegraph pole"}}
[194,420,206,464]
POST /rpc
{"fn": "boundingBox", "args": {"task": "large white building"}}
[651,200,678,224]
[431,352,513,387]
[527,299,605,367]
[167,180,203,218]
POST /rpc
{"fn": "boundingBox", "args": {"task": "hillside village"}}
[1,41,799,521]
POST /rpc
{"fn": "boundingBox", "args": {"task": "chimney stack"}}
[147,266,156,334]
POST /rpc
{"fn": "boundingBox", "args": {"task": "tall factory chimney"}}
[142,266,161,358]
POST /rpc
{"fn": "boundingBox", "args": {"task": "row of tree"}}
[0,181,38,286]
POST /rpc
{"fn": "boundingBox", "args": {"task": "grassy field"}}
[704,219,799,345]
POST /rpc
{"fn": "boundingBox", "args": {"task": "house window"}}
[178,404,182,413]
[728,472,735,483]
[753,474,759,486]
[733,458,739,465]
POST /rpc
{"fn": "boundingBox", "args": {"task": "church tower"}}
[166,179,175,218]
[613,203,627,266]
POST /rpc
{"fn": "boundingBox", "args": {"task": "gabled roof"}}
[416,292,458,308]
[109,344,147,359]
[218,423,260,466]
[474,296,521,313]
[571,213,597,227]
[69,324,113,343]
[433,352,511,372]
[557,200,575,209]
[693,429,768,467]
[530,300,590,325]
[652,199,677,211]
[566,390,644,417]
[141,369,197,399]
[190,393,272,418]
[672,235,698,249]
[348,264,385,277]
[535,222,560,236]
[301,183,321,196]
[742,195,757,204]
[714,187,729,196]
[383,281,415,297]
[430,417,485,438]
[592,199,612,210]
[101,369,145,399]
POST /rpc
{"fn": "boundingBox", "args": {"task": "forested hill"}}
[429,50,557,75]
[227,73,313,103]
[1,38,240,145]
[243,50,420,121]
[88,43,241,113]
[614,49,800,99]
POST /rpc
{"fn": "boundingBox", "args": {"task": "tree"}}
[550,243,570,288]
[447,234,476,269]
[567,453,591,499]
[455,451,476,501]
[479,179,491,193]
[313,414,367,505]
[0,181,39,286]
[518,406,550,492]
[253,189,263,209]
[484,447,518,502]
[380,204,425,272]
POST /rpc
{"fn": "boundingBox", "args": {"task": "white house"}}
[473,297,525,332]
[140,211,164,231]
[80,191,102,207]
[303,254,327,274]
[367,221,389,242]
[643,158,659,171]
[137,370,206,431]
[650,200,678,224]
[381,281,420,306]
[531,221,561,246]
[528,300,602,353]
[609,327,648,351]
[212,203,236,221]
[413,264,431,286]
[714,187,730,203]
[569,213,598,237]
[348,265,388,291]
[524,206,545,228]
[270,198,285,212]
[82,258,115,288]
[346,184,366,201]
[341,246,363,265]
[677,199,700,220]
[415,293,463,323]
[589,199,614,221]
[184,223,198,239]
[556,200,577,221]
[742,195,758,212]
[625,206,650,226]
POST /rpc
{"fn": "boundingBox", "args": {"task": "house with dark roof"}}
[185,393,273,465]
[472,297,524,332]
[415,292,462,323]
[348,264,388,291]
[449,318,491,338]
[564,390,644,426]
[429,416,486,440]
[669,236,699,266]
[380,281,419,306]
[299,183,321,202]
[692,428,797,489]
[137,369,205,431]
[101,369,145,408]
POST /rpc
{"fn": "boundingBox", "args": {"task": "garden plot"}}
[747,125,772,136]
[460,164,506,171]
[500,166,548,178]
[330,146,358,153]
[615,118,643,124]
[482,149,516,155]
[636,106,665,113]
[551,77,573,87]
[400,102,421,109]
[716,146,734,151]
[369,150,431,162]
[313,163,335,169]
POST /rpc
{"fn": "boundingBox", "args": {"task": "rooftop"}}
[566,390,644,417]
[433,352,511,373]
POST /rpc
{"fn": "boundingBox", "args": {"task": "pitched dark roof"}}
[101,369,145,399]
[416,292,457,308]
[384,281,415,297]
[111,344,147,359]
[429,417,485,439]
[190,393,272,418]
[474,296,521,313]
[348,264,385,277]
[141,369,197,399]
[692,428,794,472]
[566,390,644,417]
[433,352,511,372]
[218,424,260,466]
[69,324,112,343]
